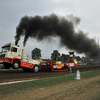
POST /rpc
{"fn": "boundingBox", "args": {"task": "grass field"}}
[0,70,100,100]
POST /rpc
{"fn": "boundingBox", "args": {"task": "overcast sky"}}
[0,0,100,59]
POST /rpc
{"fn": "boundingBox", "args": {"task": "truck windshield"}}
[1,45,10,52]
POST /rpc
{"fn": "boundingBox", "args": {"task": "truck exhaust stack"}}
[21,46,25,60]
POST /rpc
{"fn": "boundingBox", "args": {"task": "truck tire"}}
[12,60,20,69]
[33,65,39,72]
[3,63,10,69]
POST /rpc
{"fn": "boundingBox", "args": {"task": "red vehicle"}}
[64,52,77,70]
[40,61,68,72]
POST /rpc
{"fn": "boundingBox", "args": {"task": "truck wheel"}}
[33,65,39,72]
[12,60,20,69]
[3,63,10,69]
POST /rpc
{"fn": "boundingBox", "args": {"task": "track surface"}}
[0,65,100,83]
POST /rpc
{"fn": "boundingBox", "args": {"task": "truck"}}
[0,43,77,72]
[0,43,41,72]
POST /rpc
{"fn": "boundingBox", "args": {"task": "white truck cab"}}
[0,43,40,71]
[0,43,22,59]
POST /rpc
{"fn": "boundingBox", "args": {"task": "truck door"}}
[10,46,18,58]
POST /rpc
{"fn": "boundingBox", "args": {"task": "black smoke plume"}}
[15,13,100,58]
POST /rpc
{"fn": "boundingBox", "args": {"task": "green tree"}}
[81,57,85,64]
[51,50,60,61]
[31,48,41,60]
[76,56,81,61]
[84,57,90,64]
[61,54,69,62]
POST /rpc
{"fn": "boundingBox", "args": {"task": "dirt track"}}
[0,65,100,83]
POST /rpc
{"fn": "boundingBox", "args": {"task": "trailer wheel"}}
[12,60,20,69]
[33,65,39,72]
[3,63,10,69]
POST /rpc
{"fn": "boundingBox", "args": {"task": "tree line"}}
[31,48,94,64]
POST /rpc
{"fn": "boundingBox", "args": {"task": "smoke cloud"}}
[15,13,100,58]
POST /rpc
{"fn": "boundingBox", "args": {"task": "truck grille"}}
[0,54,5,58]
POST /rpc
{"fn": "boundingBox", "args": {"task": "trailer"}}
[0,43,77,72]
